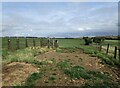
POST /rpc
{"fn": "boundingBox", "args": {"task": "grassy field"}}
[1,37,120,87]
[1,37,119,49]
[1,37,119,65]
[2,37,42,50]
[102,40,118,46]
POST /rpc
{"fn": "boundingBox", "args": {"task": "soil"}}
[2,48,120,86]
[2,62,39,86]
[34,49,120,86]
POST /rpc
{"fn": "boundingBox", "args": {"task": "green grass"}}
[14,72,43,87]
[2,37,47,50]
[64,66,109,80]
[23,72,43,86]
[57,38,84,48]
[2,37,119,67]
[57,61,119,88]
[78,45,120,66]
[2,37,118,50]
[87,70,109,80]
[102,40,118,46]
[48,76,56,81]
[57,61,70,69]
[82,80,119,88]
[56,47,77,53]
[55,48,63,53]
[2,46,49,66]
[2,38,119,87]
[57,61,110,80]
[64,66,92,79]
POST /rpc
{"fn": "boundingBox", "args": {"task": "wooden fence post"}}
[40,39,42,47]
[99,44,102,51]
[25,38,28,47]
[118,48,120,62]
[52,39,54,48]
[8,38,11,49]
[114,46,117,59]
[33,38,35,47]
[48,39,50,48]
[16,38,19,49]
[106,44,109,54]
[40,38,41,47]
[54,40,59,48]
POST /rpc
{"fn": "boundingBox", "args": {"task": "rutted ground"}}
[2,47,120,87]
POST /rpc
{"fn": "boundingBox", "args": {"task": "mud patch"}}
[2,62,39,86]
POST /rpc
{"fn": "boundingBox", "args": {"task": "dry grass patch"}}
[2,62,39,86]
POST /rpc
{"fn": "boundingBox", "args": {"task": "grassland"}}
[1,37,120,87]
[1,37,120,66]
[1,37,118,49]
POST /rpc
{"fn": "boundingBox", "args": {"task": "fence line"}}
[7,38,59,50]
[99,43,119,60]
[119,49,120,62]
[114,46,117,59]
[106,44,109,54]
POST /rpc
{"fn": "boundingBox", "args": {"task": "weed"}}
[48,76,56,81]
[58,63,111,81]
[57,61,70,69]
[24,72,43,86]
[56,48,63,53]
[64,66,92,79]
[87,70,109,80]
[2,47,48,65]
[82,80,119,88]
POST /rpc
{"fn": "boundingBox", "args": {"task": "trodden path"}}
[2,48,120,86]
[34,49,120,86]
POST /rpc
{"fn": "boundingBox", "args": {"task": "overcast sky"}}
[2,2,118,38]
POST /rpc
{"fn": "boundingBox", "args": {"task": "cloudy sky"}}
[2,2,118,38]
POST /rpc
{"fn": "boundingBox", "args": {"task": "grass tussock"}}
[2,47,49,65]
[57,61,119,88]
[24,72,43,86]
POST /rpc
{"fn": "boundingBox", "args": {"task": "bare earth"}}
[2,49,120,86]
[2,62,39,86]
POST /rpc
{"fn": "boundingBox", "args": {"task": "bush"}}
[93,37,105,44]
[83,37,92,45]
